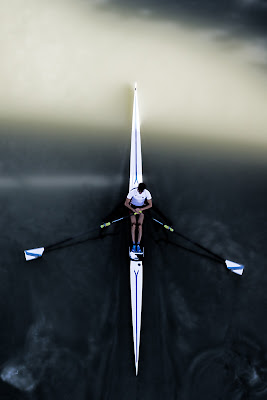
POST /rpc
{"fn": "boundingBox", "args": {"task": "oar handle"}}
[152,218,173,232]
[100,222,111,228]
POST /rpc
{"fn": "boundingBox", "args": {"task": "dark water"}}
[1,124,267,399]
[113,0,267,36]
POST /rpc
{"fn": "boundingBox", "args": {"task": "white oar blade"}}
[24,247,44,261]
[225,260,244,275]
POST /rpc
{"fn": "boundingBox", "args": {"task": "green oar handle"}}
[164,224,174,232]
[100,222,111,228]
[101,213,135,228]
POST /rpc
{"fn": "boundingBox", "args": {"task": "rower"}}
[124,182,152,253]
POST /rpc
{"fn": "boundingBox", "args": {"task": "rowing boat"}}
[24,84,245,380]
[129,83,143,375]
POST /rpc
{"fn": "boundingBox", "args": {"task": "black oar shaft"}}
[152,217,224,263]
[45,226,99,250]
[175,231,224,262]
[46,213,134,251]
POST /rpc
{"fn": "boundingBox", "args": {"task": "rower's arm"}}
[125,198,135,212]
[141,199,152,211]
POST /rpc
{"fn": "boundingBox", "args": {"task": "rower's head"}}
[138,183,146,193]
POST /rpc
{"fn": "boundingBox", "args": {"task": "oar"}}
[152,217,244,275]
[24,213,136,261]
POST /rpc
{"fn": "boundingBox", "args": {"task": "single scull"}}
[23,83,244,381]
[129,83,143,375]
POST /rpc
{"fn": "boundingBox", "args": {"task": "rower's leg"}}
[130,215,137,243]
[137,213,144,243]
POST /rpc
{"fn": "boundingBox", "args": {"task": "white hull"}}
[129,83,142,192]
[129,83,143,375]
[130,259,143,375]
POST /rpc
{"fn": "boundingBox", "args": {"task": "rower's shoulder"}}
[127,187,137,197]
